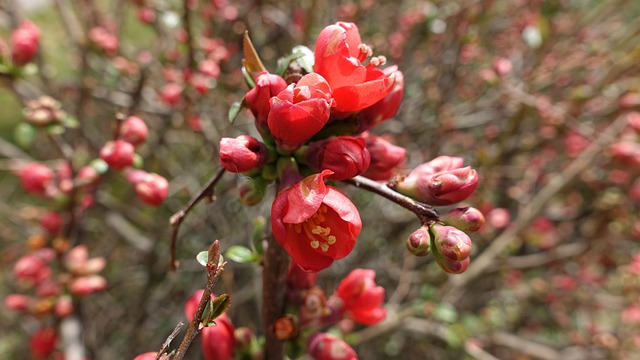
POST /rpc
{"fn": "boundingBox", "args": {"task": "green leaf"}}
[242,31,267,81]
[291,45,314,73]
[196,251,209,267]
[89,159,109,174]
[14,123,35,148]
[201,294,231,327]
[47,124,65,135]
[225,245,257,263]
[62,116,80,128]
[252,216,266,255]
[228,100,244,124]
[434,303,458,323]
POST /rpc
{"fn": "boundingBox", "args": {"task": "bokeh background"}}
[2,0,640,359]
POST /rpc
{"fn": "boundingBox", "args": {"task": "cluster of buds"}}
[23,96,67,127]
[220,22,409,272]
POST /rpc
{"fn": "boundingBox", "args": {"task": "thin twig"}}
[155,322,184,360]
[169,168,226,270]
[345,175,439,223]
[170,240,226,360]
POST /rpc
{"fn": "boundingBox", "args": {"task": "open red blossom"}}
[245,71,287,130]
[305,136,370,180]
[357,66,403,132]
[271,170,361,272]
[268,73,335,152]
[334,269,386,325]
[314,22,395,113]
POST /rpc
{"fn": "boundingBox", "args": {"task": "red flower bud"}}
[361,134,406,181]
[610,141,640,167]
[219,135,269,173]
[14,254,49,283]
[69,275,107,296]
[36,281,61,298]
[431,224,472,274]
[440,207,485,233]
[357,67,403,131]
[409,156,465,177]
[406,227,430,256]
[305,136,370,180]
[100,140,135,170]
[133,352,158,360]
[137,7,156,24]
[18,163,54,195]
[120,116,148,146]
[271,170,362,272]
[307,333,358,360]
[314,22,395,112]
[11,21,40,66]
[334,269,386,325]
[55,295,74,318]
[268,73,335,152]
[4,294,33,313]
[159,82,183,106]
[245,71,287,128]
[40,211,63,236]
[396,162,478,205]
[88,27,119,56]
[134,172,169,206]
[30,327,57,359]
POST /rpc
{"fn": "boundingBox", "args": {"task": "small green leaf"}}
[47,124,65,135]
[209,294,231,319]
[252,216,266,255]
[89,158,109,174]
[291,45,315,73]
[228,101,244,124]
[62,116,80,128]
[196,251,209,267]
[225,245,257,263]
[434,303,458,323]
[14,123,35,148]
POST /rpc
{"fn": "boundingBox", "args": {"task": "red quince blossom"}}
[134,172,170,206]
[30,327,58,359]
[271,170,361,272]
[11,21,40,66]
[314,22,395,113]
[334,269,386,325]
[361,134,406,181]
[307,333,358,360]
[18,162,54,195]
[357,66,404,132]
[120,116,148,146]
[99,140,135,170]
[431,224,473,274]
[268,73,336,152]
[219,135,269,173]
[305,136,370,180]
[184,290,236,360]
[245,71,288,130]
[133,352,159,360]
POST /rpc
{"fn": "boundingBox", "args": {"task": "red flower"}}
[11,21,40,66]
[307,333,358,360]
[314,22,395,113]
[184,290,236,360]
[334,269,386,325]
[219,135,269,173]
[268,73,335,152]
[361,134,406,181]
[305,136,370,180]
[271,170,361,272]
[18,162,54,195]
[30,327,57,359]
[120,116,148,146]
[99,140,135,170]
[245,71,287,129]
[134,172,169,206]
[357,66,403,132]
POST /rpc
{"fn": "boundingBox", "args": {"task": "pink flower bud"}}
[55,296,74,318]
[305,136,370,180]
[18,163,54,195]
[406,227,430,256]
[120,116,148,146]
[492,57,512,76]
[76,165,101,189]
[11,21,40,66]
[137,7,156,24]
[135,172,169,206]
[396,166,478,206]
[361,134,406,181]
[431,224,472,263]
[40,211,63,236]
[36,281,61,297]
[610,141,640,167]
[334,269,386,325]
[30,327,57,359]
[437,257,470,274]
[487,208,510,229]
[125,168,148,184]
[134,352,158,360]
[198,59,221,78]
[245,72,287,129]
[69,275,107,296]
[4,294,33,313]
[307,333,357,360]
[219,135,269,173]
[14,254,48,282]
[440,207,485,233]
[100,140,136,170]
[408,156,465,177]
[88,27,119,56]
[159,82,183,106]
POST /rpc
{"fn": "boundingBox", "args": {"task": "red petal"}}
[333,74,396,112]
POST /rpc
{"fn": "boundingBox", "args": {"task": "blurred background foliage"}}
[1,0,640,359]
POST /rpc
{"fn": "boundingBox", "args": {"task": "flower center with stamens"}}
[288,204,338,253]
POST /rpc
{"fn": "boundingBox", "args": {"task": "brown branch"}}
[182,0,196,70]
[169,168,226,270]
[262,232,290,360]
[345,175,439,223]
[166,240,226,360]
[155,322,184,360]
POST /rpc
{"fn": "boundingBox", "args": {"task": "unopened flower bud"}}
[29,328,57,359]
[14,254,48,282]
[304,136,370,180]
[4,294,33,313]
[219,135,269,173]
[431,224,472,263]
[307,333,357,360]
[396,166,478,206]
[69,275,107,296]
[362,134,406,181]
[286,263,318,291]
[40,211,63,236]
[18,162,54,195]
[245,71,288,130]
[406,227,431,256]
[11,21,40,66]
[23,96,66,127]
[440,207,485,232]
[437,256,470,274]
[100,140,135,170]
[159,82,183,106]
[88,27,119,55]
[610,141,640,167]
[55,295,74,318]
[134,172,169,206]
[120,116,148,146]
